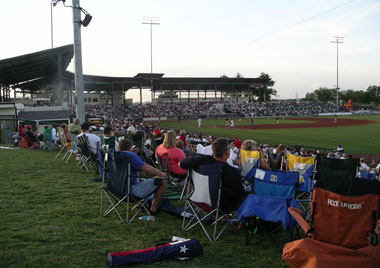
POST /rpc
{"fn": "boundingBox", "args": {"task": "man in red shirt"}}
[233,136,241,149]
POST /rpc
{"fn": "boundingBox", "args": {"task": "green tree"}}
[314,87,336,102]
[235,72,243,78]
[252,72,276,102]
[304,92,317,101]
[366,85,380,104]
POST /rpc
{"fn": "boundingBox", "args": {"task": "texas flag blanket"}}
[106,239,203,267]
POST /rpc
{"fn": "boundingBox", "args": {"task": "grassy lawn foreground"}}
[0,149,289,268]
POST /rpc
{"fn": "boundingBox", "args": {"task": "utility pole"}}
[53,0,91,123]
[331,34,344,111]
[142,16,160,104]
[50,1,54,48]
[72,0,85,123]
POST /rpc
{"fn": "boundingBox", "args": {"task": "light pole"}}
[142,16,160,104]
[331,34,344,111]
[50,1,54,48]
[53,0,92,123]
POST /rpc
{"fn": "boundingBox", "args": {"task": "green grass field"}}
[157,115,380,155]
[0,149,290,268]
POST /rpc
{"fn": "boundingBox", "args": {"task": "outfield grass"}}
[0,149,290,268]
[158,115,380,154]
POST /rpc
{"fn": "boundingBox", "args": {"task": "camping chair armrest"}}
[288,207,311,234]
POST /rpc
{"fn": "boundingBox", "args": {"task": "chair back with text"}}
[315,154,359,195]
[310,187,379,249]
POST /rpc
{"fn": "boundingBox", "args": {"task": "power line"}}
[236,0,356,49]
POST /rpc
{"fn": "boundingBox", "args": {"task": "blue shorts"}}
[131,179,158,199]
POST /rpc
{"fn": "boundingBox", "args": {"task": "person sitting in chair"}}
[179,138,247,213]
[78,122,101,155]
[155,130,187,178]
[118,139,168,214]
[102,126,118,151]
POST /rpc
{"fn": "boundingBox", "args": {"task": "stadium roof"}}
[63,72,268,92]
[0,45,268,94]
[0,44,73,91]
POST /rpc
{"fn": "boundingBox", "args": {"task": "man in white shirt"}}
[197,118,202,128]
[78,122,101,155]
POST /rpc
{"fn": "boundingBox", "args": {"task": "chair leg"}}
[62,148,69,161]
[66,150,73,163]
[55,146,65,159]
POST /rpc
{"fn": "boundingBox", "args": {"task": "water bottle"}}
[139,216,155,221]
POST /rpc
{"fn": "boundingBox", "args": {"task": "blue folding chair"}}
[358,170,376,180]
[286,153,316,210]
[236,168,300,247]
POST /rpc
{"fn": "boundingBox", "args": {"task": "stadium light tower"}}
[142,16,160,104]
[331,33,344,111]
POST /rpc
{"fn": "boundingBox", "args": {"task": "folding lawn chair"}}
[182,163,230,242]
[141,143,158,168]
[236,168,300,247]
[43,127,54,150]
[283,187,380,268]
[240,149,260,178]
[156,153,188,200]
[100,150,152,223]
[349,177,380,197]
[315,154,360,195]
[75,134,94,172]
[55,127,72,163]
[70,134,78,152]
[268,151,285,171]
[286,153,316,210]
[358,170,377,180]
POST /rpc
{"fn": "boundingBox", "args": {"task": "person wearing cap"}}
[336,144,344,157]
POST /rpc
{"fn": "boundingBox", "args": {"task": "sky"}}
[1,0,380,102]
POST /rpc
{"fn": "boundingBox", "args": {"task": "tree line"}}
[303,86,380,104]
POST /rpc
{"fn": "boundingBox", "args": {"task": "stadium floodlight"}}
[331,33,345,111]
[142,16,160,104]
[51,0,65,7]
